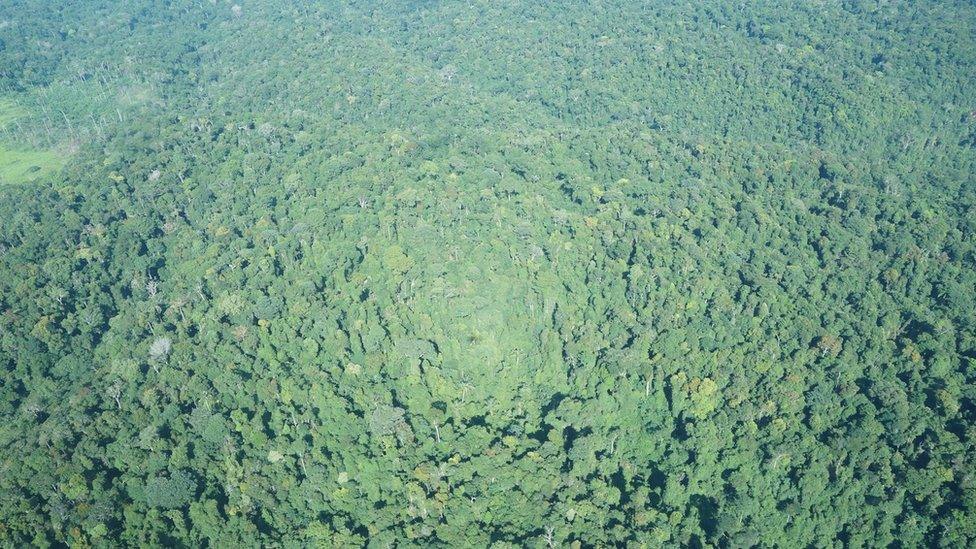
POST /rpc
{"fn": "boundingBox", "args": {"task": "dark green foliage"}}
[143,471,198,510]
[1,0,975,547]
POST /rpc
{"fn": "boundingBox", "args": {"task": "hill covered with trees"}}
[1,0,975,546]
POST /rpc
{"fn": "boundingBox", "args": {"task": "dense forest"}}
[1,0,975,546]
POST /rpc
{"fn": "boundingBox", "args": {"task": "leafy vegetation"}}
[1,0,975,546]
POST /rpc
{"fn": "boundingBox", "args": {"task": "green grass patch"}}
[0,146,65,185]
[0,92,67,184]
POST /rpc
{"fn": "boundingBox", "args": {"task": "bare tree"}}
[149,337,171,362]
[439,64,457,82]
[146,277,158,298]
[107,381,123,410]
[543,526,556,548]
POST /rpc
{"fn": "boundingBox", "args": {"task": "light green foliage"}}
[1,0,975,547]
[0,145,64,185]
[0,99,26,125]
[0,100,66,184]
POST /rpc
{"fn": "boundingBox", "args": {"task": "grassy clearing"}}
[0,146,65,185]
[0,99,68,185]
